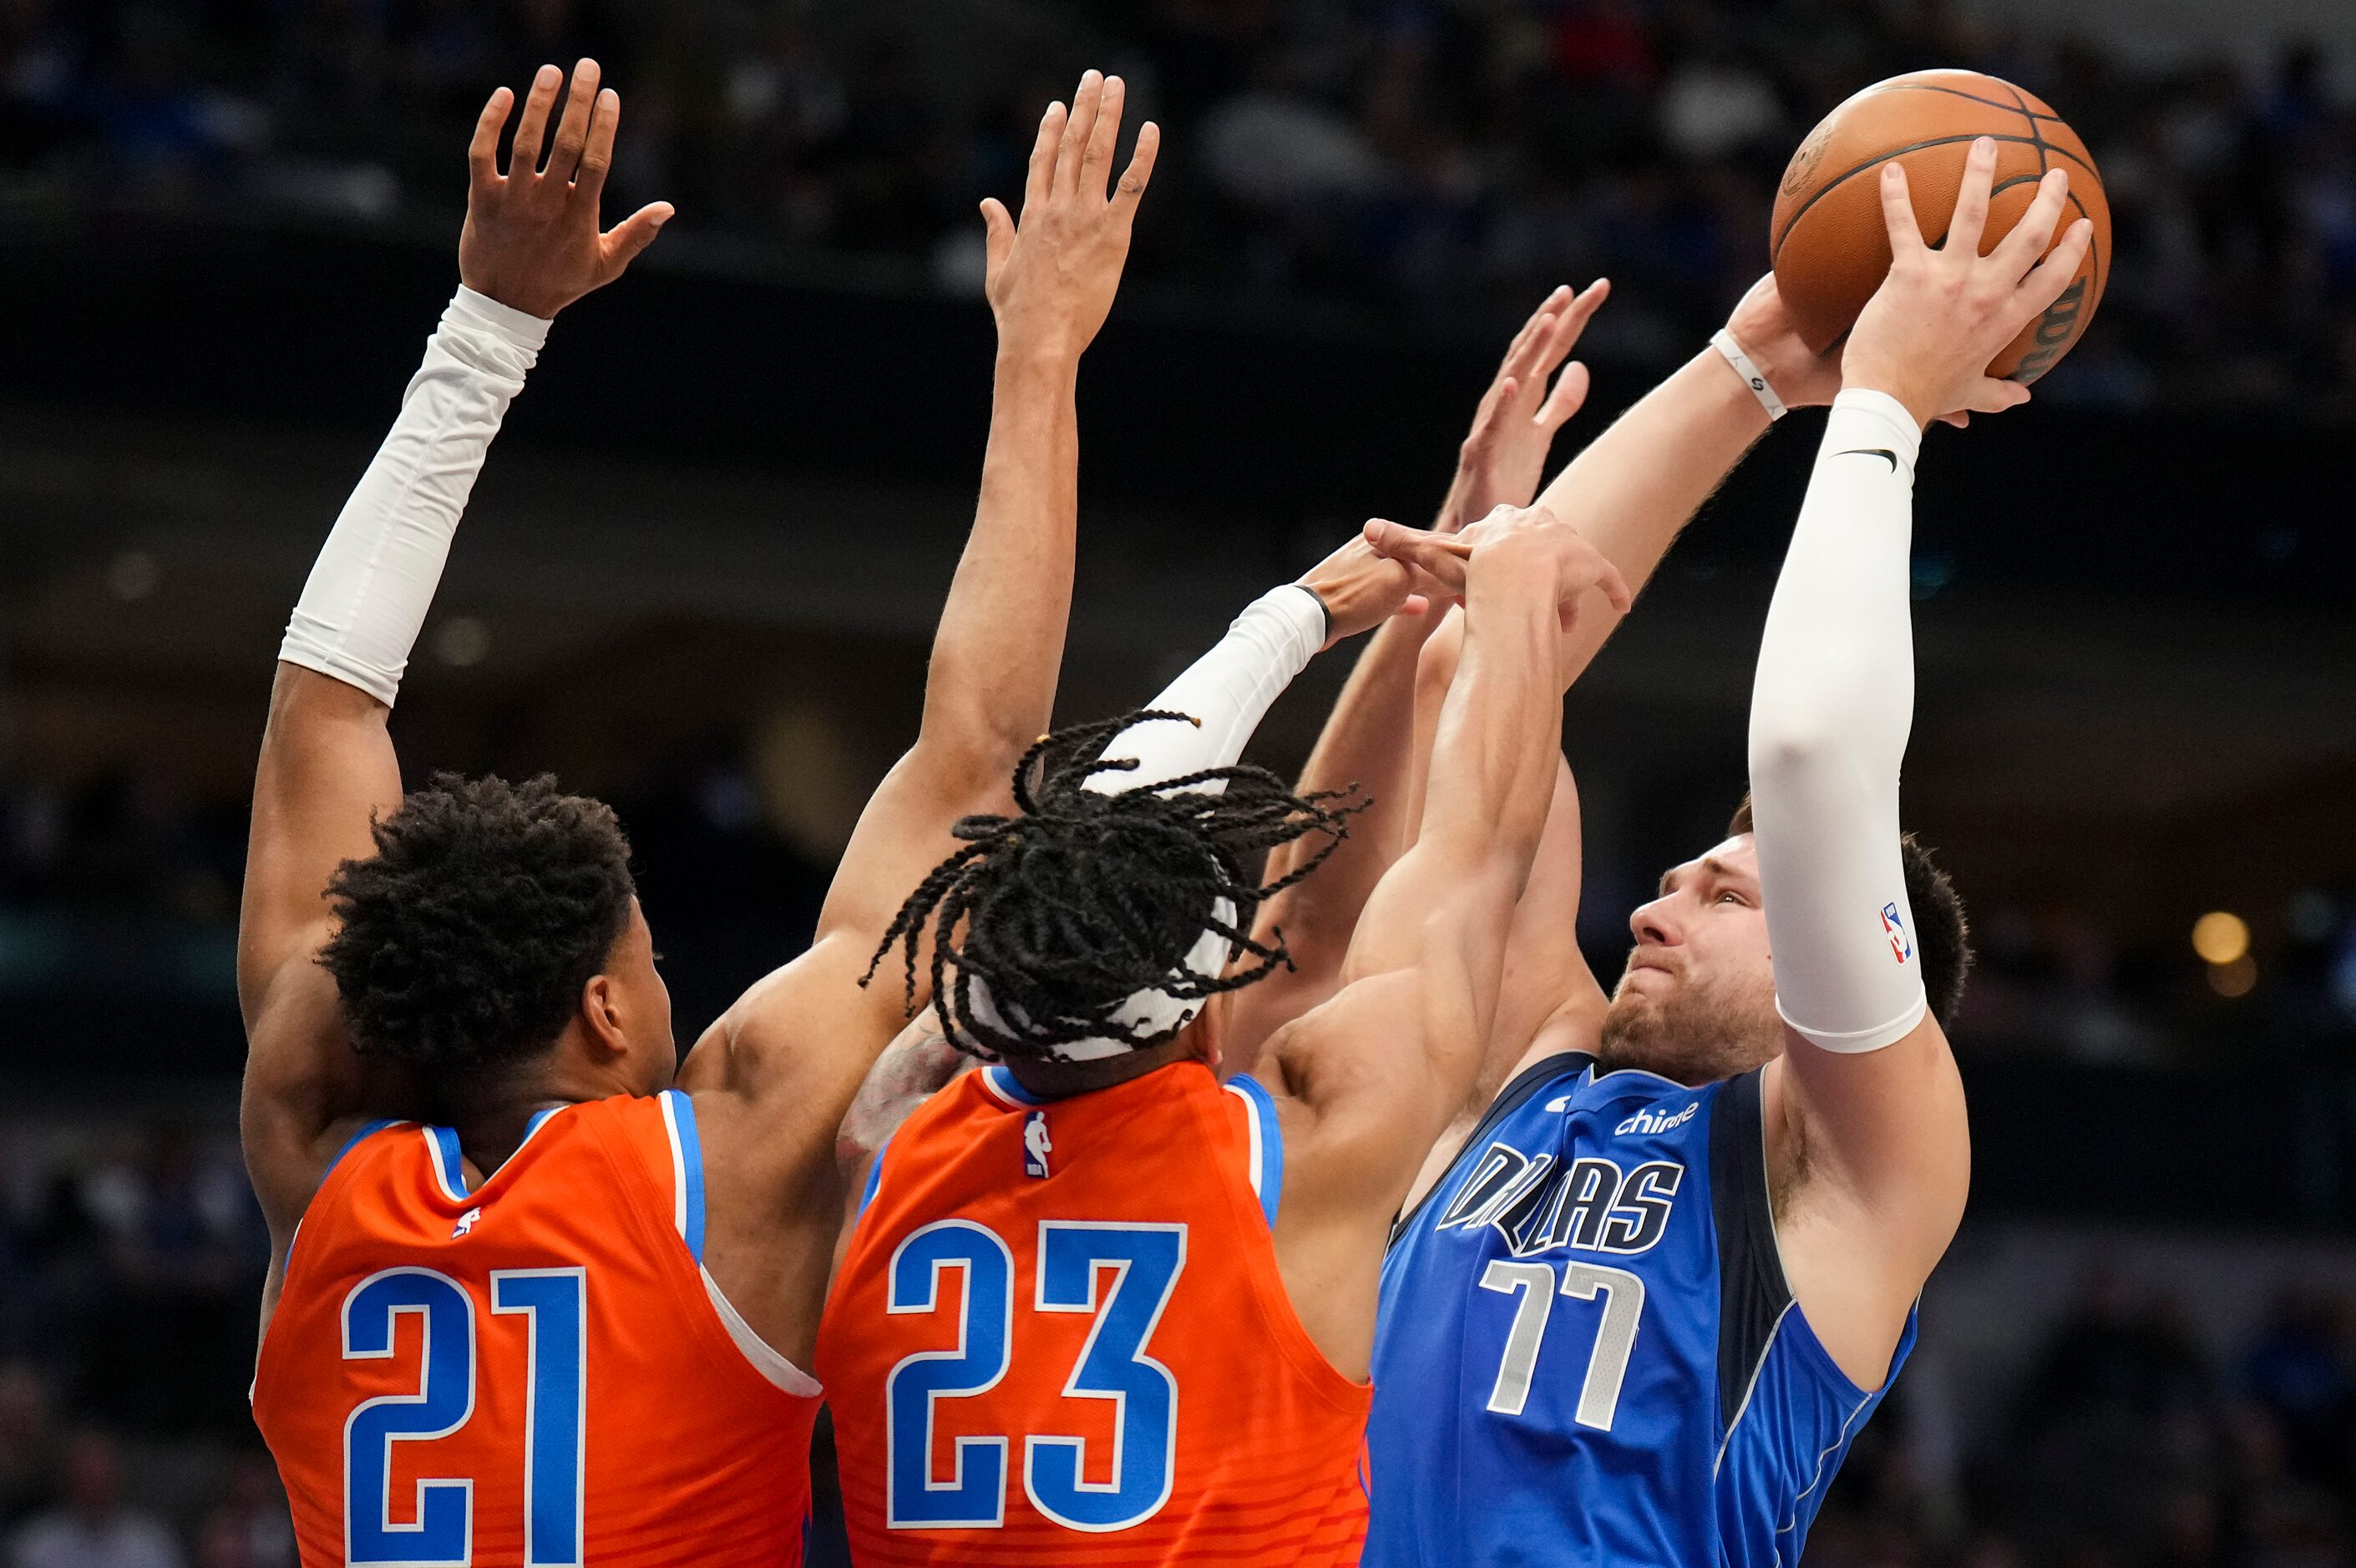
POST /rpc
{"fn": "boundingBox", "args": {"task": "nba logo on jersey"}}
[449,1205,480,1238]
[1023,1110,1052,1177]
[1882,902,1913,962]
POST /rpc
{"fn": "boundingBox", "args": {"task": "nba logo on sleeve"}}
[1023,1111,1052,1178]
[1882,903,1913,964]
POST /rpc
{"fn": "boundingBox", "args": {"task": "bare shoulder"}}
[239,944,402,1242]
[1250,968,1433,1205]
[1760,1018,1969,1389]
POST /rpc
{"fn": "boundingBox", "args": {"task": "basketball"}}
[1771,69,2111,383]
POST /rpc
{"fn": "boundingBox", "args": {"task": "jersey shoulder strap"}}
[1391,1050,1594,1246]
[1709,1066,1793,1437]
[567,1089,708,1264]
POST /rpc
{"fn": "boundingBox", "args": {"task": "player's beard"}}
[1595,953,1783,1086]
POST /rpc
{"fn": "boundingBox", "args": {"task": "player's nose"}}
[1629,898,1677,946]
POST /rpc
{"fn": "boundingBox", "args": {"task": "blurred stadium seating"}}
[3,0,2355,412]
[5,3,2356,1565]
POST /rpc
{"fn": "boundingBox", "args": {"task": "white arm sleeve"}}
[1747,389,1928,1053]
[276,286,550,706]
[1084,584,1328,797]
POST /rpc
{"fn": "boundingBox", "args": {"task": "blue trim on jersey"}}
[424,1125,469,1200]
[327,1118,400,1179]
[983,1065,1048,1105]
[1224,1075,1284,1228]
[662,1089,708,1263]
[859,1134,894,1220]
[523,1105,560,1141]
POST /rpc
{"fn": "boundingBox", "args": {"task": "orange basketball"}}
[1770,69,2110,383]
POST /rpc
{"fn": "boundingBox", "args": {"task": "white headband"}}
[959,901,1237,1062]
[941,584,1325,1064]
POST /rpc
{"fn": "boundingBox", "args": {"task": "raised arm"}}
[1229,276,1847,1064]
[238,62,668,1243]
[1253,509,1629,1374]
[678,74,1159,1323]
[1756,140,2093,1388]
[1229,285,1604,1057]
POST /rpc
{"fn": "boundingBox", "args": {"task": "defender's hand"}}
[1296,535,1434,648]
[1441,281,1609,530]
[1843,138,2095,428]
[459,60,673,320]
[1365,506,1631,637]
[983,70,1161,366]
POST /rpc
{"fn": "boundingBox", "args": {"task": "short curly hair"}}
[317,772,636,1080]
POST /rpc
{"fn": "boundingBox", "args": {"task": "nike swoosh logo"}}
[1838,448,1900,472]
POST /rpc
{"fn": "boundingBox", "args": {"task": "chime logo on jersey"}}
[1433,1142,1685,1258]
[1614,1102,1697,1137]
[1882,901,1913,963]
[1022,1110,1052,1178]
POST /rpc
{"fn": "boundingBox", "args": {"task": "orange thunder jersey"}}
[817,1060,1373,1565]
[253,1090,821,1568]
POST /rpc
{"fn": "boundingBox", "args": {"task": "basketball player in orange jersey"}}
[236,61,1157,1566]
[820,465,1633,1561]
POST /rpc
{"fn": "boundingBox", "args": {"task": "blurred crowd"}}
[0,758,833,1067]
[1,0,2353,417]
[0,1115,285,1568]
[1811,1273,2356,1568]
[1956,892,2356,1068]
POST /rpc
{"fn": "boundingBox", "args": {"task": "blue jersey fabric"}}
[1367,1054,1916,1567]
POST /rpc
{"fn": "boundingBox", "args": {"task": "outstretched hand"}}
[1296,534,1436,648]
[1364,505,1632,655]
[459,59,673,320]
[1843,138,2095,428]
[1441,281,1610,530]
[983,70,1161,364]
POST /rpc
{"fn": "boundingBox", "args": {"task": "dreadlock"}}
[862,711,1365,1063]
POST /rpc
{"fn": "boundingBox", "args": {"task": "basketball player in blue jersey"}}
[1271,141,2096,1565]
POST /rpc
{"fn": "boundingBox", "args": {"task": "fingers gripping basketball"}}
[1771,69,2111,382]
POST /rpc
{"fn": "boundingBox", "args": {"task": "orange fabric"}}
[818,1062,1372,1565]
[254,1095,818,1567]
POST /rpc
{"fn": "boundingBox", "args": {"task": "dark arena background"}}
[5,1,2356,1564]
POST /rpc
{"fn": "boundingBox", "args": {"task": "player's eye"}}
[1716,892,1747,907]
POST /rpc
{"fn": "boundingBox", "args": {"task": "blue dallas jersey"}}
[1367,1053,1916,1567]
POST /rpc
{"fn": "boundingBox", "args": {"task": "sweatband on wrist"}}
[1711,328,1787,422]
[276,286,545,706]
[1747,390,1928,1054]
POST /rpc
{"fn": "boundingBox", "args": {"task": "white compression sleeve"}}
[277,287,550,706]
[1086,584,1328,797]
[1747,389,1928,1053]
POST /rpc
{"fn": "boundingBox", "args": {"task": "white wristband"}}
[1711,328,1786,422]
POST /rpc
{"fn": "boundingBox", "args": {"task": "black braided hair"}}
[861,711,1365,1062]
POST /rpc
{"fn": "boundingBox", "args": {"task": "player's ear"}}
[1187,994,1229,1074]
[579,972,630,1061]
